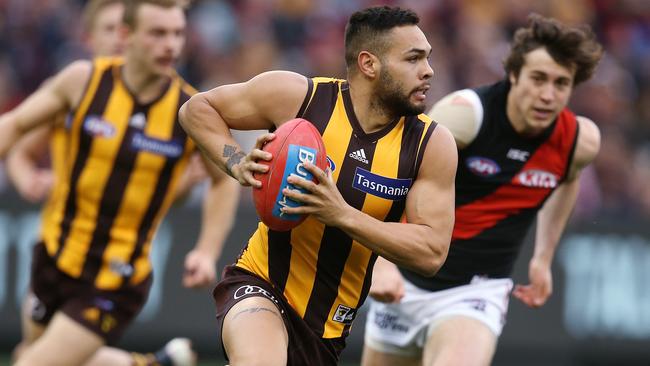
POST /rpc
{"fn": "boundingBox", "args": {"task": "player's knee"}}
[12,348,44,366]
[225,335,288,366]
[11,340,28,363]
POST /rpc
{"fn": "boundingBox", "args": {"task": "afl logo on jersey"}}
[326,156,336,172]
[83,116,115,138]
[517,169,558,188]
[466,157,500,177]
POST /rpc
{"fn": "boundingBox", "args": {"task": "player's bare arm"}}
[6,125,54,202]
[428,89,483,148]
[567,116,601,180]
[532,116,601,264]
[0,60,92,158]
[182,153,240,288]
[172,153,206,201]
[514,116,601,307]
[284,125,458,276]
[179,71,309,186]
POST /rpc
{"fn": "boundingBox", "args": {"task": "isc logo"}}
[274,145,316,219]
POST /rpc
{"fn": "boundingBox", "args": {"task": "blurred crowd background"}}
[0,0,649,364]
[0,0,649,220]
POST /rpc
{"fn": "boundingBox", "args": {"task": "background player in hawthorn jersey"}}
[7,0,207,205]
[362,14,603,366]
[0,0,240,365]
[179,6,457,366]
[6,0,125,204]
[7,0,214,364]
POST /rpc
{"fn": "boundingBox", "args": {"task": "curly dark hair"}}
[504,13,603,85]
[344,6,420,70]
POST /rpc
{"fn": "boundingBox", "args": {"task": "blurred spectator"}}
[0,0,648,220]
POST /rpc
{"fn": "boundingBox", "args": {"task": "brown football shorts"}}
[213,265,346,365]
[29,242,152,345]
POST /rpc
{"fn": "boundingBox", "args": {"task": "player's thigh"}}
[361,344,420,366]
[14,311,105,366]
[20,292,47,343]
[423,315,497,366]
[13,292,48,362]
[222,295,289,366]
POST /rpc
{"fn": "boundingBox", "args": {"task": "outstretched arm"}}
[182,154,241,288]
[179,71,309,186]
[283,125,458,276]
[0,60,91,159]
[6,126,54,203]
[513,116,601,307]
[172,153,208,202]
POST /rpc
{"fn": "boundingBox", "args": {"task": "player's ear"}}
[357,51,380,79]
[508,71,518,85]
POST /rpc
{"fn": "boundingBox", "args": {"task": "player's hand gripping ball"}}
[252,118,328,231]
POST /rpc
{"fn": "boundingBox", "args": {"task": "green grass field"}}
[1,355,10,366]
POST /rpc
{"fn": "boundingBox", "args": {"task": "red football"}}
[252,118,328,231]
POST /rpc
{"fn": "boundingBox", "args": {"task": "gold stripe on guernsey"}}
[56,74,134,278]
[41,125,70,255]
[324,119,405,338]
[238,222,271,280]
[180,84,197,151]
[130,146,190,285]
[95,79,182,289]
[280,88,353,317]
[416,114,434,158]
[283,217,327,315]
[41,60,113,256]
[130,93,192,286]
[319,85,351,182]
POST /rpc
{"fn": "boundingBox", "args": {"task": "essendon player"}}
[363,14,603,366]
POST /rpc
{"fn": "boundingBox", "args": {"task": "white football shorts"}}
[364,276,513,356]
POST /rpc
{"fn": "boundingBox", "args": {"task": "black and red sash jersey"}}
[402,80,579,291]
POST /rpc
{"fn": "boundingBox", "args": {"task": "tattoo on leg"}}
[232,307,280,320]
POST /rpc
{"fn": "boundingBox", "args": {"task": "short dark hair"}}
[504,13,603,85]
[344,6,420,70]
[123,0,186,29]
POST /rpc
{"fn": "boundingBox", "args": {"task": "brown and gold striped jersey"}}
[236,77,437,339]
[40,57,196,290]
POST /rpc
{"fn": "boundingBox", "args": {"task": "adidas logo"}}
[349,148,369,164]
